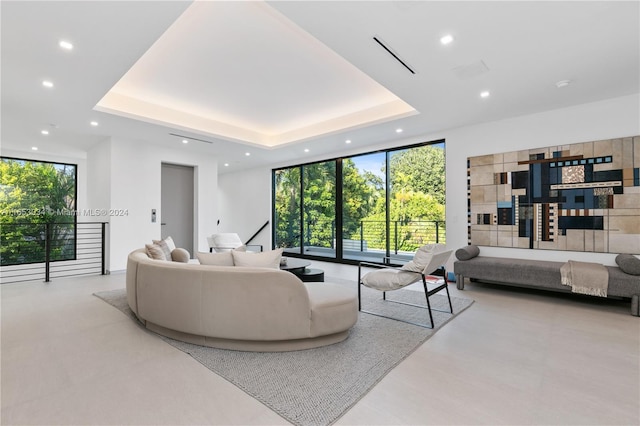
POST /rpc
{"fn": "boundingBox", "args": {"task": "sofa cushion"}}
[232,248,283,269]
[197,251,234,266]
[171,248,190,263]
[145,243,169,261]
[455,245,480,261]
[362,268,420,291]
[616,254,640,275]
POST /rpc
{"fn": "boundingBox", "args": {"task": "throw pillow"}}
[401,244,444,273]
[196,251,234,266]
[455,245,480,261]
[615,254,640,275]
[232,248,283,269]
[164,236,176,251]
[171,248,190,263]
[145,243,168,261]
[152,239,172,260]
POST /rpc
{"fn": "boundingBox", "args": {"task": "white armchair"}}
[357,244,453,328]
[207,233,263,253]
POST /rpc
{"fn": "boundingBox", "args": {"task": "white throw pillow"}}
[164,236,176,251]
[232,248,283,269]
[196,251,234,266]
[361,269,420,291]
[401,244,445,273]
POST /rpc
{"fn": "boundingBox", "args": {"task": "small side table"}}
[280,258,324,282]
[298,268,324,282]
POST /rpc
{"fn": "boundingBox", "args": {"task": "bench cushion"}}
[454,256,640,298]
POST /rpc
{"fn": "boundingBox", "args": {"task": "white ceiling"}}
[2,1,639,173]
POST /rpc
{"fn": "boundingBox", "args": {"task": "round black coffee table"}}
[280,258,324,282]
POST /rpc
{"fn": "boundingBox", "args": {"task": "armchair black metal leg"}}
[445,283,453,314]
[422,277,435,328]
[357,266,362,311]
[425,293,435,329]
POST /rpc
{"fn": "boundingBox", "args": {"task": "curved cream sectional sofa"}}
[126,249,358,351]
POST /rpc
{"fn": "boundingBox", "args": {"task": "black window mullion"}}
[335,158,343,261]
[385,152,391,263]
[299,165,304,255]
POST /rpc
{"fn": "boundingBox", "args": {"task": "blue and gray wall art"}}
[467,136,640,253]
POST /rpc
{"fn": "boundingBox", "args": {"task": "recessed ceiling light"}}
[345,139,352,144]
[41,130,49,135]
[42,80,54,88]
[224,163,229,167]
[59,40,73,50]
[90,121,98,126]
[245,152,251,156]
[480,91,490,98]
[304,148,310,153]
[396,128,403,133]
[31,147,38,151]
[182,139,189,144]
[556,80,571,88]
[440,34,454,45]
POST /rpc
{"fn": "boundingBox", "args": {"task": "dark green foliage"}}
[0,158,76,266]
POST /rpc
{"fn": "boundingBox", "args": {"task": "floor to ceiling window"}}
[342,152,387,262]
[303,161,336,258]
[272,140,445,264]
[273,167,301,255]
[0,157,77,266]
[387,144,446,257]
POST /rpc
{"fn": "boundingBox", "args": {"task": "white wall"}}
[89,138,219,272]
[217,93,640,265]
[217,167,272,250]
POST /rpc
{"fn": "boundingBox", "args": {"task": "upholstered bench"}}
[453,247,640,316]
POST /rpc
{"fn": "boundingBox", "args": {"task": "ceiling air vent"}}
[451,60,489,80]
[373,36,416,75]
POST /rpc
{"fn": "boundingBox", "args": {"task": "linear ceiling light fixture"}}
[373,36,416,75]
[169,133,213,144]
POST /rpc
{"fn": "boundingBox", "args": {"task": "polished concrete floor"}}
[2,260,639,425]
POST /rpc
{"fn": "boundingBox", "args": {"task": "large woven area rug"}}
[94,277,473,426]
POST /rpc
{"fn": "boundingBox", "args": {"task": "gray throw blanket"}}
[560,260,609,297]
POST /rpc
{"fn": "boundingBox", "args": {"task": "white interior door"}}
[161,163,194,254]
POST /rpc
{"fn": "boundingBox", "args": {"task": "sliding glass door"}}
[302,161,336,258]
[273,167,301,255]
[388,144,446,260]
[342,153,387,262]
[272,140,445,264]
